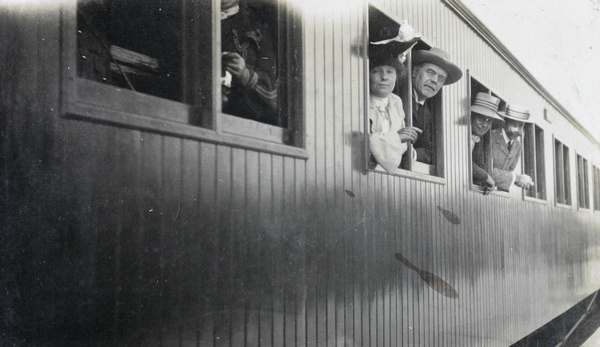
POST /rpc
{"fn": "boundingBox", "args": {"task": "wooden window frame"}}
[522,122,547,202]
[553,137,572,206]
[576,153,590,210]
[364,2,445,184]
[467,72,509,197]
[60,0,307,159]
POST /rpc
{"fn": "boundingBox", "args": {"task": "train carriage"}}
[1,0,600,345]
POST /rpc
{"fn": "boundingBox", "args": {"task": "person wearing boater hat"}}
[367,22,422,173]
[411,47,463,164]
[470,92,504,192]
[490,104,535,192]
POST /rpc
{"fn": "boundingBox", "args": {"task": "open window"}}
[65,0,305,156]
[523,123,546,200]
[365,3,445,181]
[576,154,590,209]
[554,138,571,206]
[468,75,507,194]
[593,165,600,212]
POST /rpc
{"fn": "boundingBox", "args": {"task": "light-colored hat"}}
[471,92,504,121]
[412,47,463,85]
[498,104,531,123]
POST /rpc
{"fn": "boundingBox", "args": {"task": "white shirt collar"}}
[370,95,389,109]
[501,127,511,145]
[470,134,480,151]
[221,4,240,20]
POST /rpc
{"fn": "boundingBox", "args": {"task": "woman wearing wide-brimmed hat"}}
[367,22,422,173]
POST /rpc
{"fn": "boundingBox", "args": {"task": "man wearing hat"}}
[490,105,535,192]
[470,93,504,191]
[411,47,463,164]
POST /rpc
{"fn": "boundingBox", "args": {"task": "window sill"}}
[469,184,510,197]
[368,167,446,185]
[221,113,291,145]
[523,195,548,205]
[64,86,307,160]
[555,202,573,209]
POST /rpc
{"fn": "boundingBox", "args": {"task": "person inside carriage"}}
[470,92,504,193]
[490,105,535,192]
[367,22,422,173]
[411,47,463,164]
[221,0,279,125]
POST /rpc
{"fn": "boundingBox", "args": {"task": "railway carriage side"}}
[1,0,600,345]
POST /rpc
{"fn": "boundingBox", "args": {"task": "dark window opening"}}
[555,139,571,205]
[523,123,547,200]
[593,165,600,211]
[577,154,590,209]
[77,0,183,102]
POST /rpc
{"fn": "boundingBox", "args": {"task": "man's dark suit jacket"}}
[472,138,489,184]
[412,99,434,164]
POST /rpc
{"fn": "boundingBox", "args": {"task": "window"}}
[593,165,600,211]
[468,75,507,193]
[366,3,447,180]
[576,154,590,209]
[65,0,304,156]
[554,139,571,205]
[523,123,546,200]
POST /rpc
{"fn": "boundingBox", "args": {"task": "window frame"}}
[467,72,509,197]
[576,153,590,210]
[60,0,307,159]
[553,136,572,207]
[364,2,445,184]
[522,122,547,202]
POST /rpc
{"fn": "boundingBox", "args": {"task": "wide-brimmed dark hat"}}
[412,47,463,85]
[369,20,420,71]
[369,36,420,64]
[471,92,504,121]
[498,104,531,123]
[369,39,419,73]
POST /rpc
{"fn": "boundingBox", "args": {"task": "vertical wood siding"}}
[2,0,600,346]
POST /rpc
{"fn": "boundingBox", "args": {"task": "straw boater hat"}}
[498,104,531,123]
[412,47,463,85]
[471,92,504,121]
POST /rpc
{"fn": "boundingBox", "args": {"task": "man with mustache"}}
[489,105,535,192]
[470,93,504,192]
[411,48,463,164]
